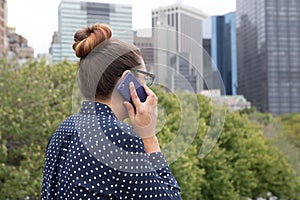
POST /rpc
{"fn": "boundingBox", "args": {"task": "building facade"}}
[201,89,251,112]
[133,31,154,71]
[236,0,300,115]
[0,0,7,57]
[203,38,212,90]
[7,26,34,60]
[202,38,223,92]
[211,12,237,95]
[152,4,207,92]
[50,0,133,63]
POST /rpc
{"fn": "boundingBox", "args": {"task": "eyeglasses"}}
[131,69,155,86]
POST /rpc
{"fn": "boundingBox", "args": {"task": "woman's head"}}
[72,23,143,100]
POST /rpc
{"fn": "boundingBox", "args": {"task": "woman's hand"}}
[124,82,158,138]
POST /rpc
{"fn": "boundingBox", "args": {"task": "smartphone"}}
[117,72,147,106]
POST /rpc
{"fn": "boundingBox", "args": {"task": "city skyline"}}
[7,0,236,55]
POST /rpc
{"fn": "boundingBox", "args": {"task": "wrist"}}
[142,136,161,154]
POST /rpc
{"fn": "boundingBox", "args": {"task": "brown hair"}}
[72,23,142,100]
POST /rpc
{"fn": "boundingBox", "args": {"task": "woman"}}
[41,23,182,199]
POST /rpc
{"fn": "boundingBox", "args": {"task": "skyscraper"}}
[50,0,133,63]
[133,31,154,71]
[211,12,237,95]
[152,4,207,92]
[0,0,7,57]
[236,0,300,115]
[203,38,212,90]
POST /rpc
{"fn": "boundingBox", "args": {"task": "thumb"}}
[124,102,135,122]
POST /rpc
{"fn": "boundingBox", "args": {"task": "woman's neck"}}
[94,97,127,121]
[95,98,112,108]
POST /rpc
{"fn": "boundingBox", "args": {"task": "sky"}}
[7,0,236,55]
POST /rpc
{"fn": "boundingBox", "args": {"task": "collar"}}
[79,101,116,119]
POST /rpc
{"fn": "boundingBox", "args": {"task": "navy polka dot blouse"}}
[42,101,182,199]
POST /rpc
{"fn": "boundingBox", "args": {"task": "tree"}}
[0,58,299,199]
[277,113,300,148]
[0,58,76,198]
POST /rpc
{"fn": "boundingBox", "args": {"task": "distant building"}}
[222,95,251,112]
[202,17,212,39]
[200,89,221,98]
[203,38,212,90]
[7,26,34,60]
[50,0,133,63]
[0,0,7,57]
[37,53,53,65]
[49,31,60,63]
[202,38,223,92]
[237,0,300,115]
[211,12,237,95]
[152,4,207,92]
[133,31,154,71]
[201,89,251,112]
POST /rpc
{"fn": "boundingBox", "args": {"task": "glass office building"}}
[50,0,132,63]
[236,0,300,115]
[211,12,237,95]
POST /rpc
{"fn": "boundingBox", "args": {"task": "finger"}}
[129,82,142,109]
[124,101,135,122]
[143,84,155,96]
[143,85,158,104]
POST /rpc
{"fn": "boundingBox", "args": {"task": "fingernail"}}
[130,82,134,87]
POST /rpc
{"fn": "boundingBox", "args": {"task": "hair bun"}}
[72,23,112,58]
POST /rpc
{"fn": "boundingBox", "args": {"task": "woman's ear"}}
[115,70,131,86]
[120,70,131,79]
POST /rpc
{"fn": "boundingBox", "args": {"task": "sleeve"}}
[122,135,182,200]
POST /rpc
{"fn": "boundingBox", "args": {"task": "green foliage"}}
[240,106,300,198]
[277,113,300,148]
[239,107,272,125]
[0,144,45,199]
[0,58,76,198]
[241,108,300,185]
[0,58,299,199]
[273,114,300,176]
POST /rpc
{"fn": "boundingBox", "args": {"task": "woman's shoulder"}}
[58,115,76,130]
[100,119,144,152]
[51,112,145,153]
